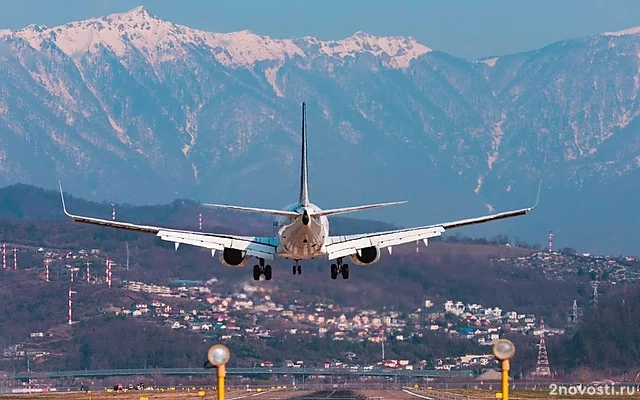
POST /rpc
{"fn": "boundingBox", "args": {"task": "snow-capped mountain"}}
[0,6,639,254]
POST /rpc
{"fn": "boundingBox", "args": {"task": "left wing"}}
[59,183,277,260]
[325,207,532,260]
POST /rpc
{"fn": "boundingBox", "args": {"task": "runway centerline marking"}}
[402,389,434,400]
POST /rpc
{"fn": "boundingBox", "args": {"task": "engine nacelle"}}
[350,246,381,266]
[219,248,250,267]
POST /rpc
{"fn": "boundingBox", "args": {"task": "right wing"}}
[203,203,299,218]
[325,179,542,260]
[310,201,407,217]
[59,183,277,260]
[325,207,532,260]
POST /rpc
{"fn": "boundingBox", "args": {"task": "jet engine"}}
[350,246,381,265]
[219,248,250,267]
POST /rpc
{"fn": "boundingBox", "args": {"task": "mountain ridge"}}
[0,7,639,254]
[1,6,431,70]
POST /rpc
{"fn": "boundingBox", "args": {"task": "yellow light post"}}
[208,344,231,400]
[492,339,515,400]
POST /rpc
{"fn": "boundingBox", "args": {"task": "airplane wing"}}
[324,206,533,260]
[58,184,277,260]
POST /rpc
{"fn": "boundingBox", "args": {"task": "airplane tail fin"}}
[310,201,407,217]
[299,102,310,206]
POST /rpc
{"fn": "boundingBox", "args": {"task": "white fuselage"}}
[275,203,329,259]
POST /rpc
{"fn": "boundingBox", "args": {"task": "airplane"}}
[59,102,536,281]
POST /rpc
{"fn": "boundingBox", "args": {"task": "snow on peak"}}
[8,6,431,69]
[482,57,499,67]
[11,5,305,66]
[116,5,154,18]
[301,31,431,69]
[602,26,640,36]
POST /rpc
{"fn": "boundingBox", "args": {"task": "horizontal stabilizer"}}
[311,201,407,217]
[203,203,299,218]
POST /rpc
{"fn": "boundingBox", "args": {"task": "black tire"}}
[330,264,338,279]
[265,265,272,280]
[297,265,302,274]
[253,265,261,281]
[292,265,297,275]
[342,264,349,279]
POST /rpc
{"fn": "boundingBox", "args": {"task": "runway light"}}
[208,344,231,367]
[207,344,231,400]
[492,339,515,361]
[492,339,515,400]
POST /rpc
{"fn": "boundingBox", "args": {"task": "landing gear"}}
[252,258,272,281]
[330,258,349,280]
[292,261,302,275]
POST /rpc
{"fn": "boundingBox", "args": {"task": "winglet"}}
[59,181,71,217]
[532,178,542,209]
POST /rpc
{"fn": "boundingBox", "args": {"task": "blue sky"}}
[1,0,639,60]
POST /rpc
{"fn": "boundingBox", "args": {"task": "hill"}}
[550,283,640,374]
[0,184,611,374]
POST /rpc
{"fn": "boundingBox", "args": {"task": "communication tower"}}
[69,266,79,283]
[568,300,582,324]
[13,247,17,270]
[199,213,202,231]
[548,230,553,252]
[68,286,77,325]
[44,258,51,282]
[110,201,116,220]
[107,259,114,288]
[105,256,110,285]
[591,281,599,309]
[532,318,552,377]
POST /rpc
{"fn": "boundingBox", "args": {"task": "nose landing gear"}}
[292,260,302,275]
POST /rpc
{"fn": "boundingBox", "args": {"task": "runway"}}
[228,389,461,400]
[0,389,470,400]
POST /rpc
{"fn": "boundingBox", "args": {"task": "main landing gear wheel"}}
[292,263,302,275]
[330,258,349,280]
[253,259,272,281]
[264,265,272,280]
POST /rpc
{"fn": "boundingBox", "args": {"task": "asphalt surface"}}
[227,389,463,400]
[0,389,473,400]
